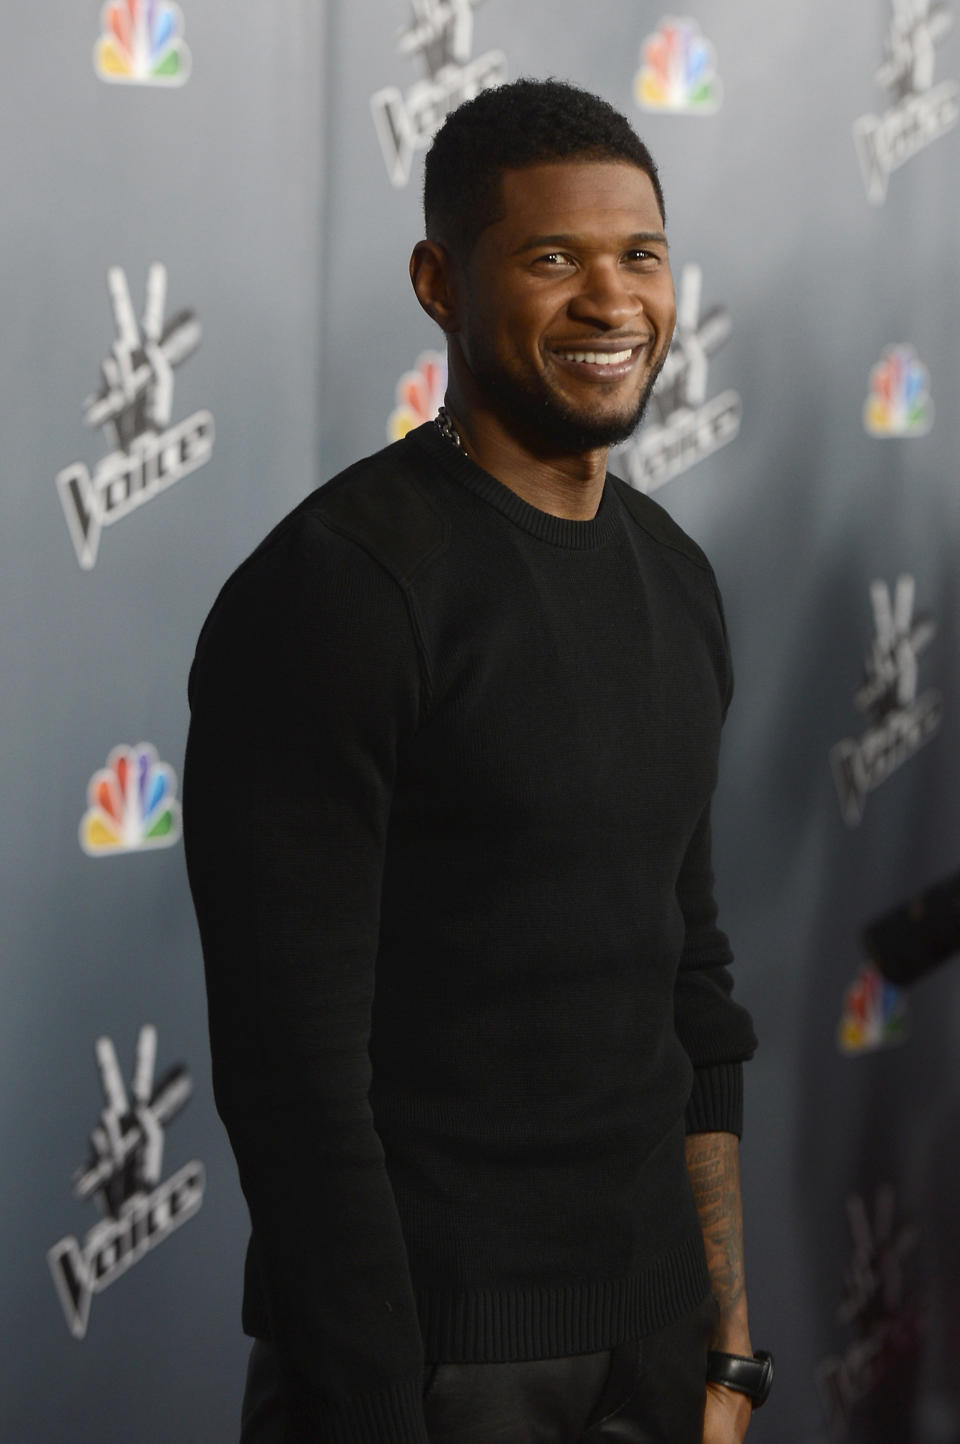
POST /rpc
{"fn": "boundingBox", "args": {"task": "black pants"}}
[240,1294,716,1444]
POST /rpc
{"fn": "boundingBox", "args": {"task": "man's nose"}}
[567,262,643,328]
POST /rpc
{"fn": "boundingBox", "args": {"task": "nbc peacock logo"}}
[80,743,182,856]
[863,344,934,437]
[387,351,447,441]
[94,0,191,85]
[635,16,722,114]
[837,962,909,1055]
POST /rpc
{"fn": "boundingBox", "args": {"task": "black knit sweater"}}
[183,422,757,1443]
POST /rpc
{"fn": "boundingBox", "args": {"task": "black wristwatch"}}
[706,1350,774,1408]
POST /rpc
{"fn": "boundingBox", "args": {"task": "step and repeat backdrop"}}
[4,2,959,1440]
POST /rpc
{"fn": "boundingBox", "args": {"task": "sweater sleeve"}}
[673,798,757,1138]
[674,576,756,1138]
[183,513,430,1443]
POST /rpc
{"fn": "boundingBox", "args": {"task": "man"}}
[184,78,767,1444]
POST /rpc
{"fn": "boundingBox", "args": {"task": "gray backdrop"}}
[3,2,959,1440]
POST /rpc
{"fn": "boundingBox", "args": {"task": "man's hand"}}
[703,1380,753,1444]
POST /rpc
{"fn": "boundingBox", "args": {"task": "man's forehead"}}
[495,159,664,231]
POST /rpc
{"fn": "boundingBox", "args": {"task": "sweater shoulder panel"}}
[608,473,712,573]
[309,436,450,587]
[189,438,447,721]
[609,472,732,714]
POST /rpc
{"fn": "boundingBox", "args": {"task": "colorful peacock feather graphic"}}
[94,0,191,86]
[863,344,933,436]
[80,743,182,855]
[387,351,447,441]
[837,963,908,1054]
[635,16,721,113]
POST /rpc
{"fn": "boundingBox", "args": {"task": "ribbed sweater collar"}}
[408,421,621,551]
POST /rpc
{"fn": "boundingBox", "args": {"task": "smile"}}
[557,348,634,366]
[548,341,650,381]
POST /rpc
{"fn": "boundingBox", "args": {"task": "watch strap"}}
[706,1349,774,1408]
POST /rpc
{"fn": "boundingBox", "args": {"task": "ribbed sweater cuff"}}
[685,1062,744,1136]
[286,1373,429,1444]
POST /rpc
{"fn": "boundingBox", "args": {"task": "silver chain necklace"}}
[435,405,466,453]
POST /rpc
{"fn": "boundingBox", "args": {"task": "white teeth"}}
[559,349,633,366]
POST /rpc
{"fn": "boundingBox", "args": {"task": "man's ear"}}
[409,240,460,333]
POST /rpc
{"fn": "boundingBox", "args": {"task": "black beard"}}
[468,347,668,454]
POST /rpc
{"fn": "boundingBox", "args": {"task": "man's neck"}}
[448,402,608,522]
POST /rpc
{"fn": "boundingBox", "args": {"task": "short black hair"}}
[423,77,665,258]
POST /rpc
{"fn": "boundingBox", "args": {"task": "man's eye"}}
[537,252,572,266]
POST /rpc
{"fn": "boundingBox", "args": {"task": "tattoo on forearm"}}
[685,1133,746,1321]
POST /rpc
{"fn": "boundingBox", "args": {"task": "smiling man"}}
[184,79,766,1444]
